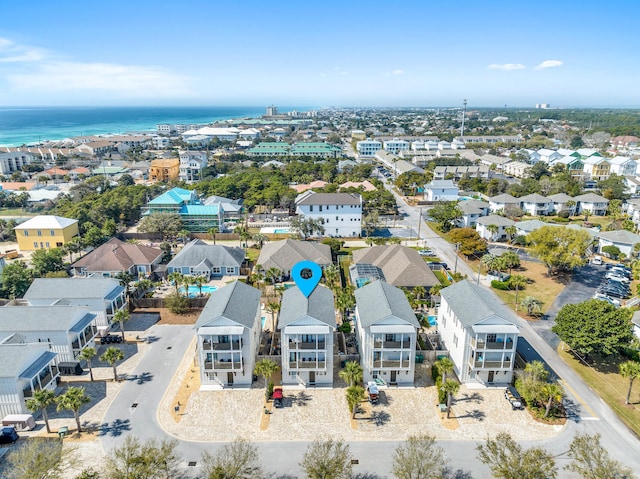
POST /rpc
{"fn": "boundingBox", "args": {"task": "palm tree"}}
[339,361,363,387]
[413,286,426,304]
[78,347,97,382]
[234,224,250,248]
[322,264,340,292]
[429,284,442,307]
[101,347,125,381]
[168,271,183,296]
[435,357,454,385]
[265,267,282,287]
[336,285,355,322]
[619,360,640,405]
[504,225,518,244]
[25,389,56,433]
[193,275,207,296]
[56,386,90,433]
[501,250,521,273]
[440,379,460,418]
[265,302,280,330]
[346,386,365,419]
[252,233,268,249]
[182,275,196,297]
[521,296,543,317]
[65,237,84,262]
[178,229,191,245]
[254,359,279,401]
[486,224,499,241]
[207,226,219,245]
[542,382,564,418]
[509,274,527,310]
[112,309,130,342]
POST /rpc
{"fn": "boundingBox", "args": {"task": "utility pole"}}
[476,261,482,286]
[454,242,461,273]
[460,99,468,138]
[417,208,422,239]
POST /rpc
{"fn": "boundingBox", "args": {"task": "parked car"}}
[597,287,629,299]
[606,273,630,283]
[366,381,379,404]
[593,293,621,307]
[272,387,284,408]
[591,255,603,265]
[504,386,523,410]
[0,426,19,444]
[418,249,435,257]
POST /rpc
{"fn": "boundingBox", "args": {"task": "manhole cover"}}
[167,346,172,350]
[131,403,138,408]
[351,459,359,465]
[188,461,197,467]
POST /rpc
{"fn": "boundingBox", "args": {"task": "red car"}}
[273,387,284,408]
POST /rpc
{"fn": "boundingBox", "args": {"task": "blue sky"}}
[0,0,638,107]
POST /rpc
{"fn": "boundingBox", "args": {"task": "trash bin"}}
[415,354,424,364]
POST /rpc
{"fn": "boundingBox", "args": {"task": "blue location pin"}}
[291,261,323,298]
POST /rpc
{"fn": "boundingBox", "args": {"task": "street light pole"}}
[417,208,422,239]
[454,242,461,273]
[476,261,482,285]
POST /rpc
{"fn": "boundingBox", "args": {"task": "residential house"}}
[597,230,640,258]
[351,245,439,290]
[195,281,261,389]
[0,343,59,418]
[290,142,342,158]
[479,154,511,170]
[0,306,97,363]
[256,239,332,280]
[167,240,245,278]
[247,143,290,157]
[295,191,362,237]
[337,159,358,172]
[22,278,126,328]
[383,139,410,155]
[502,161,531,178]
[457,200,490,227]
[75,140,115,157]
[611,136,639,150]
[573,193,609,216]
[475,215,516,241]
[549,155,584,179]
[354,281,420,386]
[518,194,552,216]
[279,285,336,387]
[432,166,490,181]
[514,219,550,237]
[632,311,640,339]
[624,176,640,196]
[203,195,244,220]
[14,215,79,252]
[144,187,223,233]
[488,194,520,214]
[424,180,459,202]
[179,151,208,183]
[608,156,637,177]
[438,280,518,385]
[149,158,180,183]
[0,151,37,175]
[70,238,164,278]
[582,155,610,180]
[530,148,561,164]
[547,193,576,215]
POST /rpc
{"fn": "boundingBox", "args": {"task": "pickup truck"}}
[505,386,523,410]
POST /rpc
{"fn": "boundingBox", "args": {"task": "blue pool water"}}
[274,228,291,234]
[261,316,266,328]
[427,315,438,327]
[179,285,218,297]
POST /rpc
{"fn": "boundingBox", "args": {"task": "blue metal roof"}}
[105,285,125,301]
[148,187,195,206]
[69,313,97,334]
[181,204,219,215]
[19,351,57,379]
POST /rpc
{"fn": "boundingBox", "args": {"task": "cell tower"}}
[460,99,468,137]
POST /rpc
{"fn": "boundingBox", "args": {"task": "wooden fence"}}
[130,297,209,309]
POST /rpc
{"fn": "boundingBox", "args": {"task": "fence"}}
[130,297,209,309]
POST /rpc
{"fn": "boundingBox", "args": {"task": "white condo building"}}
[295,191,362,237]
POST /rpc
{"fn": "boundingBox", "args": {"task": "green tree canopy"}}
[429,201,463,232]
[566,433,635,479]
[105,436,181,479]
[527,226,591,274]
[552,299,633,358]
[392,434,448,479]
[1,260,34,298]
[31,247,66,277]
[138,213,183,241]
[300,439,353,479]
[201,439,262,479]
[448,228,488,257]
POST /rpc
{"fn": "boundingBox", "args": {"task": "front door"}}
[309,371,316,385]
[227,372,234,386]
[390,371,397,384]
[488,371,494,383]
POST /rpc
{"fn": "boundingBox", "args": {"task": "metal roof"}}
[355,280,419,328]
[279,285,336,329]
[195,281,261,329]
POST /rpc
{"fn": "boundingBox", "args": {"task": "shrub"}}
[557,210,571,219]
[267,381,274,399]
[338,321,351,333]
[165,292,190,314]
[491,280,510,290]
[553,216,570,223]
[417,335,427,350]
[431,362,441,382]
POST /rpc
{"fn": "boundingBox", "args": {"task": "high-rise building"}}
[266,105,278,116]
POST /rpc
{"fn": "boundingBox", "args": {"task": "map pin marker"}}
[291,261,323,298]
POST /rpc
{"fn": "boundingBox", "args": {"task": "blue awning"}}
[19,351,57,380]
[105,286,125,301]
[69,313,96,333]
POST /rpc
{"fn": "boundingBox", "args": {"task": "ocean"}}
[0,106,303,147]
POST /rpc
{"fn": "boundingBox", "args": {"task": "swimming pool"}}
[261,316,266,329]
[273,228,291,234]
[179,285,218,297]
[427,315,438,327]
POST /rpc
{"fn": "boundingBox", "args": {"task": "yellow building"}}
[14,215,79,251]
[149,158,180,183]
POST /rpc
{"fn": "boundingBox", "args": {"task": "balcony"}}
[474,340,514,350]
[374,340,409,349]
[470,359,511,369]
[289,361,326,369]
[72,340,80,349]
[373,360,409,368]
[204,361,242,370]
[202,341,241,351]
[289,341,326,350]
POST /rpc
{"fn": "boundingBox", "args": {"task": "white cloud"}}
[535,60,563,70]
[487,63,526,71]
[392,69,405,75]
[8,61,192,97]
[0,37,45,63]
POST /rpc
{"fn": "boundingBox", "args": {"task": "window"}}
[33,242,38,248]
[319,205,323,212]
[45,242,50,248]
[50,230,55,236]
[310,205,314,212]
[37,230,42,236]
[24,231,29,237]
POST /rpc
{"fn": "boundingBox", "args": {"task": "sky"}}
[1,0,639,108]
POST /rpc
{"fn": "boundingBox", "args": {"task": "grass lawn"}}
[0,208,31,216]
[433,270,450,286]
[480,260,568,315]
[246,247,261,263]
[557,346,640,437]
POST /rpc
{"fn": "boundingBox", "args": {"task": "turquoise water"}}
[273,228,291,234]
[179,285,218,297]
[427,315,438,326]
[0,106,307,146]
[261,316,266,328]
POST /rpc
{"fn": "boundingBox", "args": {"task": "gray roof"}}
[515,219,548,233]
[574,193,608,203]
[24,278,124,301]
[426,179,457,189]
[440,280,518,328]
[351,245,438,288]
[195,281,261,329]
[0,306,96,333]
[489,193,518,204]
[0,344,54,379]
[632,311,640,328]
[296,192,361,206]
[598,229,640,245]
[355,280,419,328]
[518,193,551,203]
[458,200,489,215]
[547,193,573,202]
[168,240,245,269]
[279,285,336,329]
[476,215,516,227]
[257,239,332,272]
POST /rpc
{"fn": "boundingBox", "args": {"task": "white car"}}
[606,273,630,283]
[591,256,603,265]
